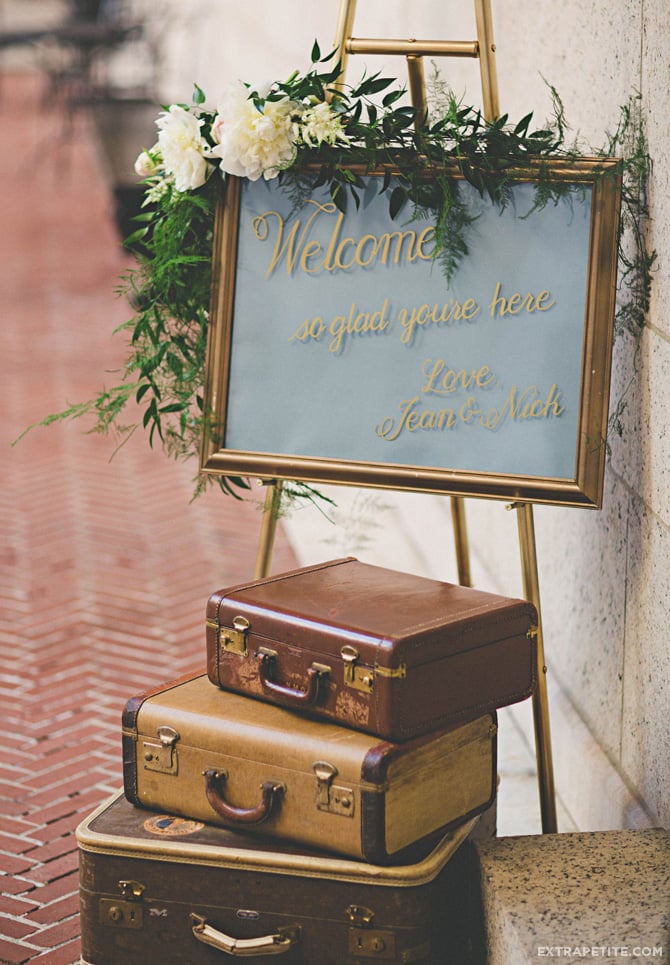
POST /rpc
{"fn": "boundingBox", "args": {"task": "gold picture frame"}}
[200,158,621,508]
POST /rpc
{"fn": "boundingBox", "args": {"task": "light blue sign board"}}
[224,176,591,479]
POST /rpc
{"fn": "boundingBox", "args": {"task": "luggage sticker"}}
[143,815,204,836]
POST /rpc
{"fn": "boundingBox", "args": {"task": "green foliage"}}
[593,91,655,445]
[273,51,574,251]
[602,93,656,340]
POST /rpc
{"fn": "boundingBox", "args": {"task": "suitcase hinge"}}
[374,662,407,679]
[340,645,374,693]
[142,725,179,775]
[313,761,355,818]
[220,615,251,655]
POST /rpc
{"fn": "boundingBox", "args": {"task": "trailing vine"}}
[599,92,655,444]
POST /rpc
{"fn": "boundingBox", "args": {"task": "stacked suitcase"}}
[77,557,539,964]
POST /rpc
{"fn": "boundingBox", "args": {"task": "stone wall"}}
[480,0,669,830]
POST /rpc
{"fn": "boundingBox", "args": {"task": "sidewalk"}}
[0,71,298,964]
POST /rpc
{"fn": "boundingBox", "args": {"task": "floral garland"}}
[136,63,352,192]
[19,44,654,505]
[131,41,571,245]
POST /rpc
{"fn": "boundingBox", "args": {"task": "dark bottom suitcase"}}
[77,791,489,964]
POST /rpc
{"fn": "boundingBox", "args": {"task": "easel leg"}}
[450,496,472,587]
[254,480,283,580]
[516,502,558,833]
[473,0,500,118]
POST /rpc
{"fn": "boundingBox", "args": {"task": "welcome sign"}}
[200,159,621,507]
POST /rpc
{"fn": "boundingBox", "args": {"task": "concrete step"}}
[471,829,670,964]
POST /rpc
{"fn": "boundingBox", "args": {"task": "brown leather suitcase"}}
[206,557,537,741]
[78,790,485,964]
[122,673,497,864]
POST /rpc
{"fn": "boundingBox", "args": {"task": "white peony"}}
[299,100,350,148]
[155,105,210,191]
[210,81,298,181]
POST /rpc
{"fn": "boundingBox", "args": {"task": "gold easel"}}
[254,0,557,834]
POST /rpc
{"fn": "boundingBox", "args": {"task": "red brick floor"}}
[0,72,298,963]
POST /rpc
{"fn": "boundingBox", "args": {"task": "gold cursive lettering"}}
[480,383,564,429]
[255,201,336,278]
[374,380,564,442]
[254,202,436,278]
[399,298,480,345]
[375,396,458,441]
[329,299,391,354]
[489,282,556,318]
[420,358,496,395]
[289,316,326,343]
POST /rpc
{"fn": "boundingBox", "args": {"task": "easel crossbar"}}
[346,38,480,58]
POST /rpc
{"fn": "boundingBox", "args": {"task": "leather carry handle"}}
[256,648,330,708]
[191,913,300,957]
[203,769,284,825]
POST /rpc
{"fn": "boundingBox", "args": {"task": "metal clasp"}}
[99,898,143,929]
[345,905,375,926]
[345,905,397,959]
[340,645,374,694]
[220,615,251,655]
[100,880,145,930]
[142,725,179,775]
[118,881,145,899]
[313,761,355,818]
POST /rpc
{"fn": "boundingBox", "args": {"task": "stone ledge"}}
[471,829,670,964]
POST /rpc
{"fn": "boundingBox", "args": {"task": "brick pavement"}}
[0,72,298,963]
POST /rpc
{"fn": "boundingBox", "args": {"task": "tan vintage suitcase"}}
[122,673,497,863]
[78,790,486,964]
[206,557,537,740]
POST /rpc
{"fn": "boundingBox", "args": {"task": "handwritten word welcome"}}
[252,201,436,278]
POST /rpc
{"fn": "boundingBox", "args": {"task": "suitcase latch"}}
[313,761,355,818]
[346,906,397,959]
[142,725,180,775]
[220,615,251,655]
[100,881,145,930]
[99,898,144,929]
[340,645,374,693]
[348,926,398,959]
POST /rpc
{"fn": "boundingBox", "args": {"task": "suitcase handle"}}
[203,769,284,825]
[256,648,330,708]
[191,913,300,956]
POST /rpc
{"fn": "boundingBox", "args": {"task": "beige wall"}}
[153,1,668,830]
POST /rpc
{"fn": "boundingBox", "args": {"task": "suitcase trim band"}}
[76,792,476,888]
